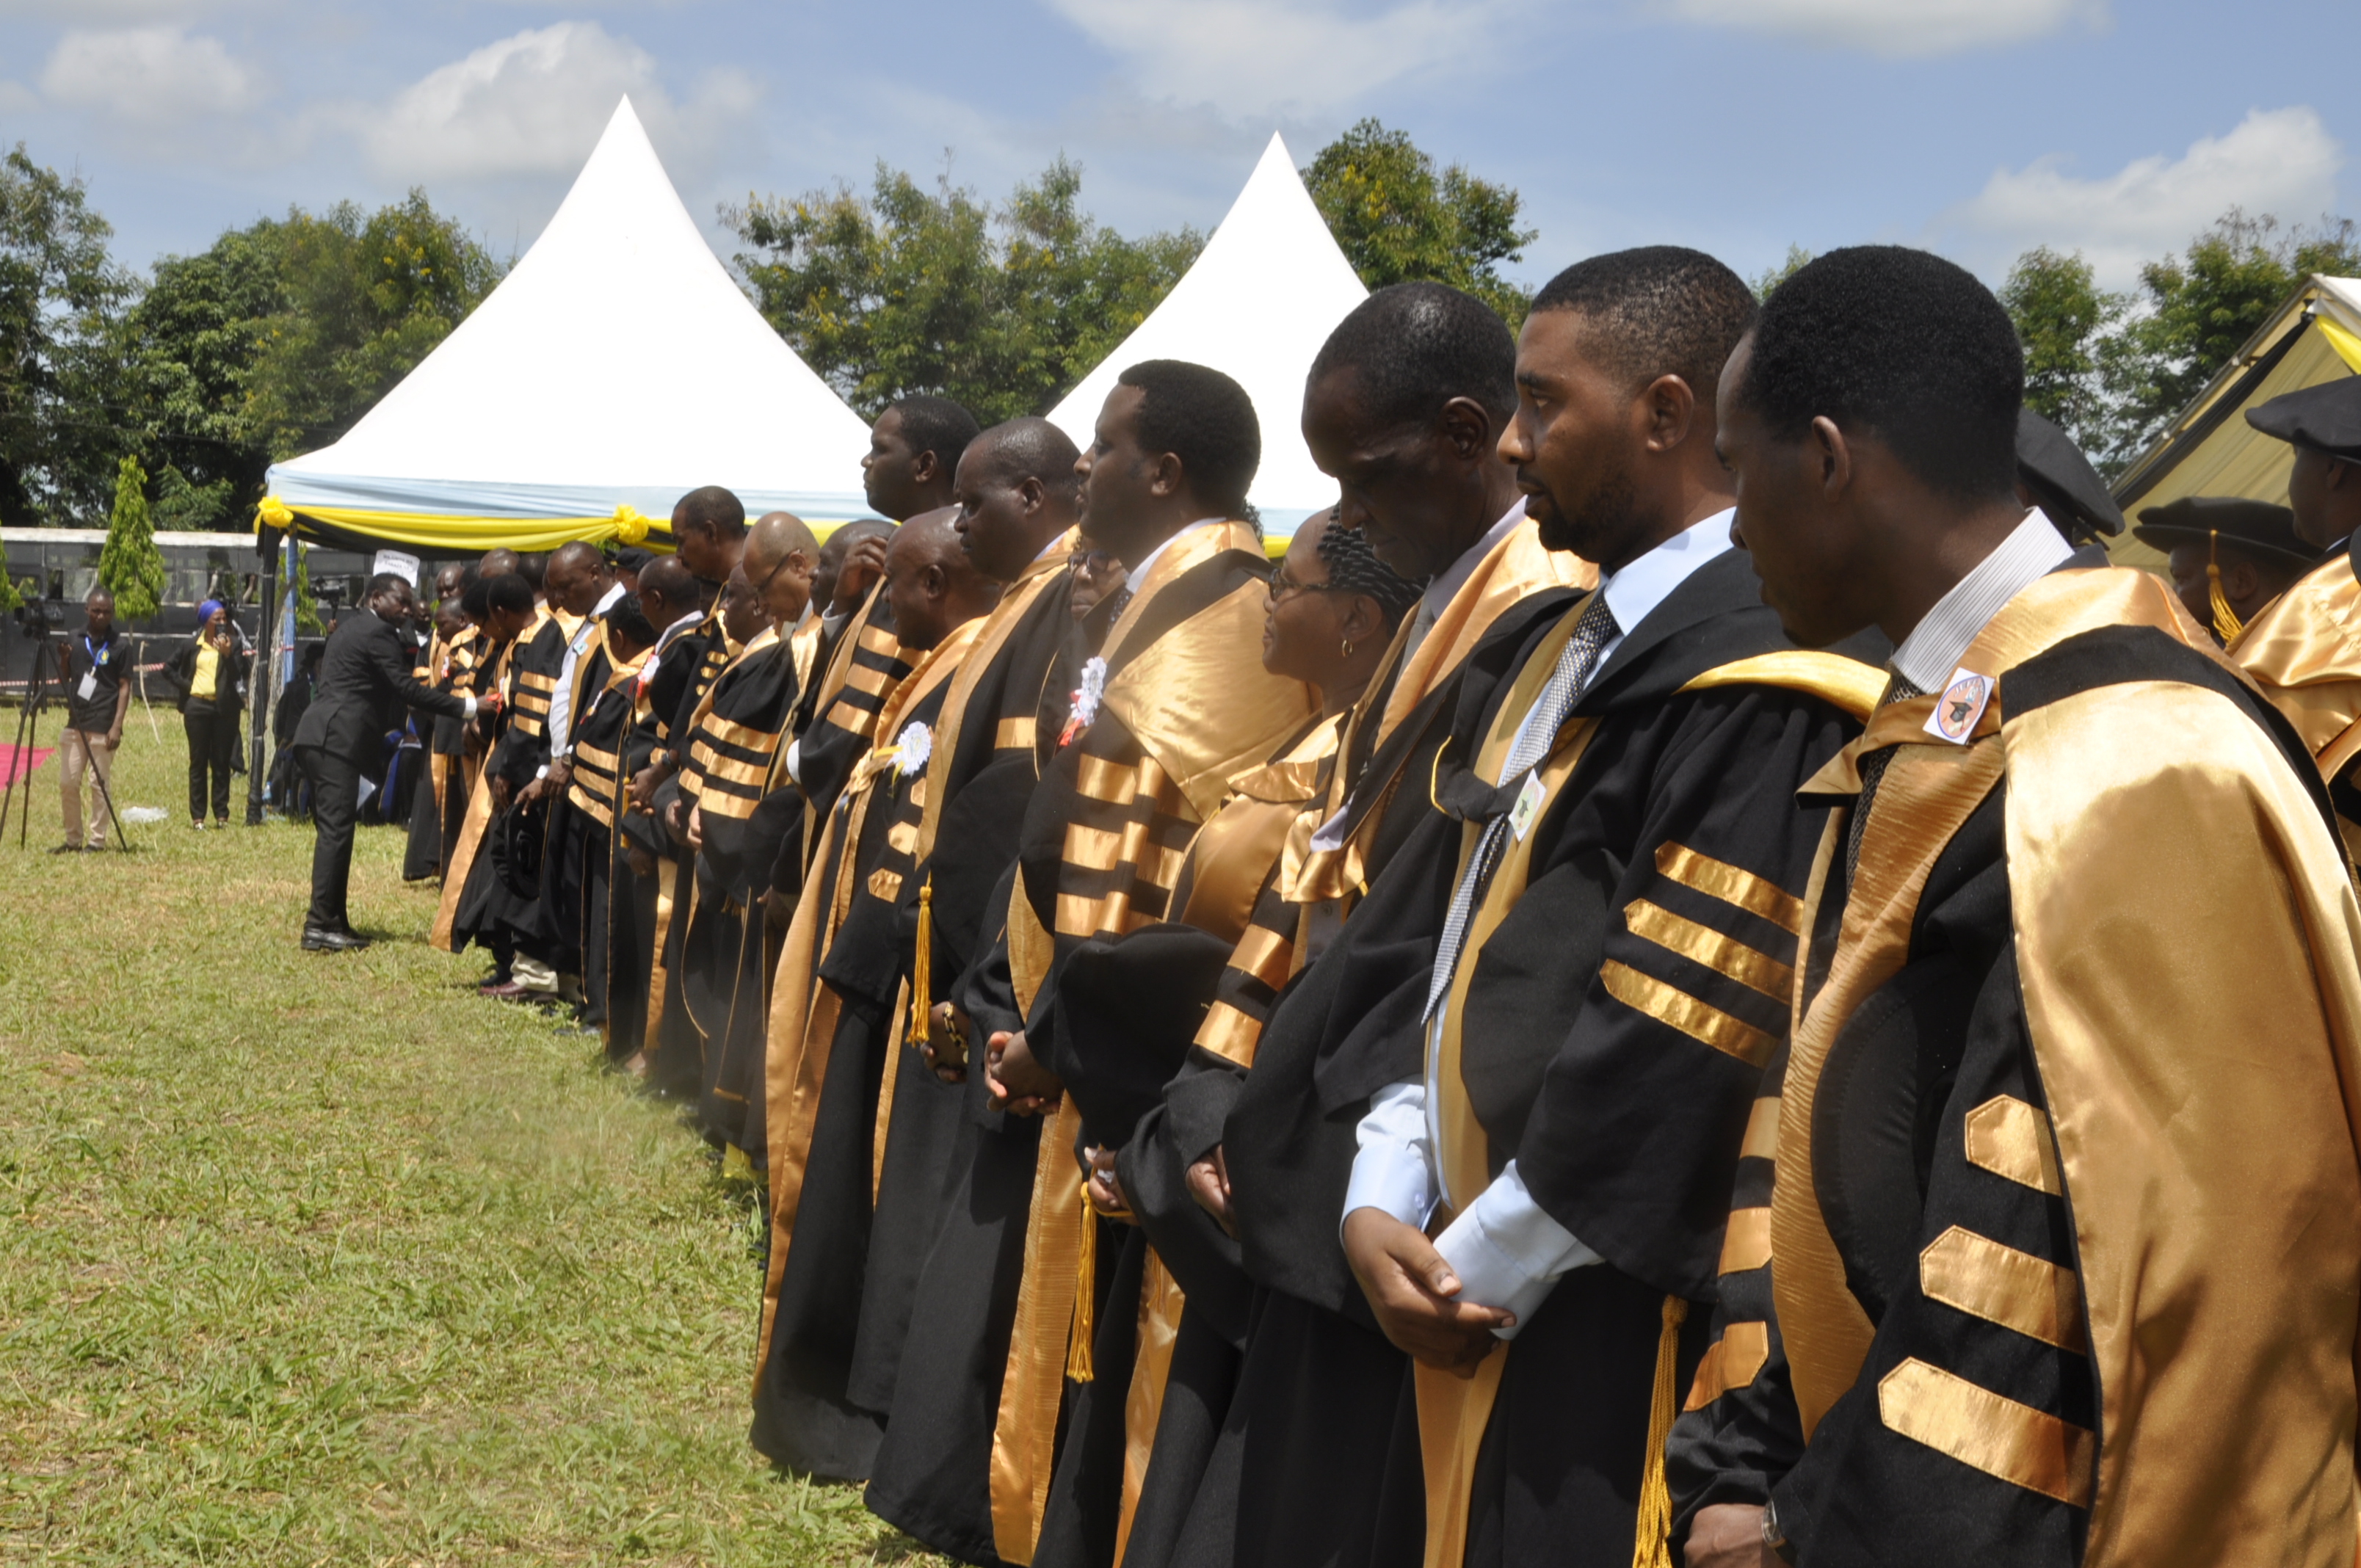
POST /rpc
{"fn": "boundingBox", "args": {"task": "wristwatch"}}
[1761,1498,1796,1564]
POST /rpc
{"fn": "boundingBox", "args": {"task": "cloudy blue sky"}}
[1,0,2352,294]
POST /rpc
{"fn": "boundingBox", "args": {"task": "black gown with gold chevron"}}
[1264,546,1876,1568]
[866,520,1315,1568]
[1667,566,2361,1568]
[751,542,1076,1484]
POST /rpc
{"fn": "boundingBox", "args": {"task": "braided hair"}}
[1314,512,1422,633]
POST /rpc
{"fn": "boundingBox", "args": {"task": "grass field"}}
[0,708,937,1565]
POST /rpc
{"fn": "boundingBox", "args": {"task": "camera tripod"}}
[0,630,132,853]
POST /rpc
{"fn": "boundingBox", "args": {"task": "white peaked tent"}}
[1047,134,1368,537]
[264,98,873,553]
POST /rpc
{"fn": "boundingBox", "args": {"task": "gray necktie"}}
[1843,671,1921,886]
[1424,592,1620,1020]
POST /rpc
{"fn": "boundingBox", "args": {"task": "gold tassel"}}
[2208,530,2245,644]
[1067,1183,1097,1384]
[1629,1295,1688,1568]
[907,875,934,1045]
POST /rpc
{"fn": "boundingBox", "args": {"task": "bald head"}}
[636,555,698,631]
[888,505,1002,650]
[956,418,1083,580]
[743,510,822,627]
[479,548,521,579]
[546,539,616,617]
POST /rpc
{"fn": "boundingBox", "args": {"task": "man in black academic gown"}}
[293,571,479,950]
[867,363,1316,1567]
[672,514,818,1155]
[1311,250,1874,1568]
[606,556,706,1071]
[2133,496,2322,644]
[752,509,1005,1478]
[1673,244,2361,1568]
[1205,284,1591,1568]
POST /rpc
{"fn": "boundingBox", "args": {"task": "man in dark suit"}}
[293,571,480,951]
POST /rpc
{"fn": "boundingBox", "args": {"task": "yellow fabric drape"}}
[2318,315,2361,375]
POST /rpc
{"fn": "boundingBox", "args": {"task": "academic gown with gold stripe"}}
[1669,566,2361,1568]
[445,608,573,959]
[866,522,1316,1568]
[2227,533,2361,855]
[1208,525,1588,1568]
[750,617,982,1481]
[1035,712,1344,1568]
[632,613,735,1084]
[1336,548,1874,1568]
[673,626,805,1155]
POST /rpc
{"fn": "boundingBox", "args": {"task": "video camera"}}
[12,594,63,641]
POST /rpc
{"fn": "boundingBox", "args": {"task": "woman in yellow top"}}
[167,600,249,830]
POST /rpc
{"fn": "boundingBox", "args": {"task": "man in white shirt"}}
[1332,247,1876,1568]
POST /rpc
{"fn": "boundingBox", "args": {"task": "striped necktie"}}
[1843,671,1921,886]
[1424,591,1619,1021]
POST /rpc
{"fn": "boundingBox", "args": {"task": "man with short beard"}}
[1323,249,1877,1568]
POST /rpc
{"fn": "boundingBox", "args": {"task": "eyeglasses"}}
[1268,565,1343,602]
[1068,549,1120,576]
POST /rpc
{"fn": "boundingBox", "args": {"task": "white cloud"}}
[40,26,253,124]
[1943,106,2345,286]
[1041,0,1533,115]
[1658,0,2105,57]
[363,21,755,184]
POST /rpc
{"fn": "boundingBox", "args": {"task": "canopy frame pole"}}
[244,525,285,827]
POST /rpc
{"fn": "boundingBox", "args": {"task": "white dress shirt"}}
[1122,517,1226,598]
[1342,507,1736,1337]
[1889,509,2075,694]
[545,579,628,766]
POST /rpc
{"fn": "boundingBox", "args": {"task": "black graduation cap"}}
[2245,377,2361,462]
[2017,410,2123,540]
[2130,496,2323,566]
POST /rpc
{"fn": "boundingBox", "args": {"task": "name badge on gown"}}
[1508,771,1548,841]
[1925,667,1993,744]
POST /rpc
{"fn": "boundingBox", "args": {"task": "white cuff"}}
[1343,1081,1436,1238]
[461,695,479,719]
[1432,1160,1602,1340]
[784,738,804,787]
[535,764,548,780]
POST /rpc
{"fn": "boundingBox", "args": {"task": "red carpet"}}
[0,744,55,787]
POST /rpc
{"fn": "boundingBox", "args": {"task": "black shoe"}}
[48,843,81,854]
[302,924,369,951]
[337,924,374,948]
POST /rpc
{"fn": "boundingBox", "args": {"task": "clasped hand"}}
[1340,1206,1513,1373]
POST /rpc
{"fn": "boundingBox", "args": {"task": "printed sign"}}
[372,549,421,587]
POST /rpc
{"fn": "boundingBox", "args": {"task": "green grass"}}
[0,707,938,1565]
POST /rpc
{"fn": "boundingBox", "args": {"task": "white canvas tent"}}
[2108,275,2361,570]
[263,98,873,552]
[1047,134,1368,537]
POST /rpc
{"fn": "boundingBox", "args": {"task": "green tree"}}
[0,146,134,527]
[2101,210,2361,461]
[728,158,1200,424]
[241,192,505,465]
[0,537,22,613]
[1750,245,1815,302]
[290,541,324,635]
[98,454,164,623]
[1299,120,1537,325]
[117,222,289,529]
[1999,247,2123,458]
